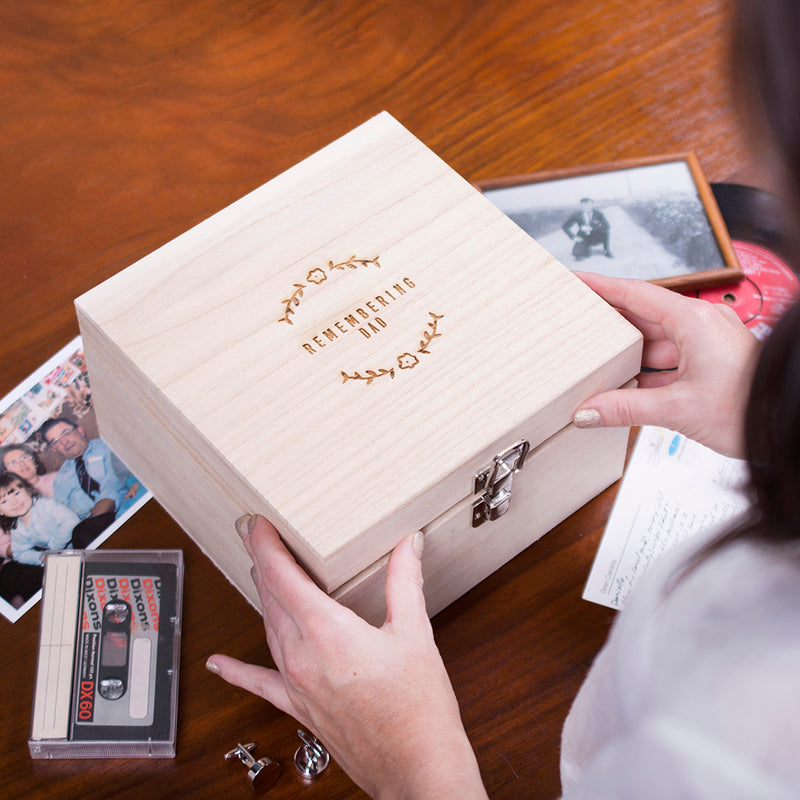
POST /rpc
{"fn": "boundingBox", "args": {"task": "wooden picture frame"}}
[477,153,742,290]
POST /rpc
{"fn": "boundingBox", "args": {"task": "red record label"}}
[691,240,800,339]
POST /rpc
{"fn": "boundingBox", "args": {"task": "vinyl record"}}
[711,182,791,259]
[688,184,800,338]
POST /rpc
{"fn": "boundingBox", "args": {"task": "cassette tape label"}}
[77,632,100,721]
[74,567,165,729]
[82,575,162,633]
[29,550,183,759]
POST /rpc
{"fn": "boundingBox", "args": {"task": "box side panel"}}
[333,421,629,625]
[77,309,304,604]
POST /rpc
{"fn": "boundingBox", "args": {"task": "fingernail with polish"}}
[205,658,221,675]
[235,514,255,539]
[573,409,602,428]
[412,531,425,560]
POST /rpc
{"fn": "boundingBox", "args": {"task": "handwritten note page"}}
[583,426,750,610]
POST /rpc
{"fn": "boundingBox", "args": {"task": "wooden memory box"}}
[75,112,642,625]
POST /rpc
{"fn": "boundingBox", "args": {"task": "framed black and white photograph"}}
[479,154,742,290]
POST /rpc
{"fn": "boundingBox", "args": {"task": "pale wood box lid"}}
[76,112,642,592]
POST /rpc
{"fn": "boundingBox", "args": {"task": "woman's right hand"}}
[207,516,489,800]
[573,272,761,458]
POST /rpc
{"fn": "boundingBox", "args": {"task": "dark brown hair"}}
[734,0,800,240]
[685,0,800,570]
[734,0,800,541]
[695,300,800,567]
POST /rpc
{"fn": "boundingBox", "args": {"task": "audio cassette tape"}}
[29,549,183,758]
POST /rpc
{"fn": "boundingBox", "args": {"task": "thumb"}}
[382,532,428,632]
[573,385,680,431]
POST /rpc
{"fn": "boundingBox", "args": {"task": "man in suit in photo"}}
[562,198,613,260]
[39,417,145,546]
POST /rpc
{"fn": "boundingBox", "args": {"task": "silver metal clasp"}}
[471,440,530,527]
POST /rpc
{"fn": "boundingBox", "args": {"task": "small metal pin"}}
[224,741,281,791]
[293,729,329,779]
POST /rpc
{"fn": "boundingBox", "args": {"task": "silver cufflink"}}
[293,729,329,779]
[225,742,281,791]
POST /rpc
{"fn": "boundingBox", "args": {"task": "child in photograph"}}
[0,472,79,565]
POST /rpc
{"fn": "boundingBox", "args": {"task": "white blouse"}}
[560,524,800,799]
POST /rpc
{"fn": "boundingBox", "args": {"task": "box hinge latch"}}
[471,440,530,527]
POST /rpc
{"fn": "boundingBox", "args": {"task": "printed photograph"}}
[0,338,150,622]
[481,155,741,289]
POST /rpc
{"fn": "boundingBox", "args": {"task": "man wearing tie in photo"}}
[39,417,143,547]
[562,197,613,260]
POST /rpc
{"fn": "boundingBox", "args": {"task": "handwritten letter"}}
[583,427,750,610]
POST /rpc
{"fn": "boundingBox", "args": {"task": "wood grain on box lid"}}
[76,112,642,591]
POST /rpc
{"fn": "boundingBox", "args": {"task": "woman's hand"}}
[206,515,488,800]
[573,272,760,458]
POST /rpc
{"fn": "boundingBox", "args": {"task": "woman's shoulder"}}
[565,527,800,797]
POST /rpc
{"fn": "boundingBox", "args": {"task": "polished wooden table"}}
[1,1,753,797]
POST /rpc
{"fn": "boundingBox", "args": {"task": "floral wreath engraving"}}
[278,256,381,325]
[341,312,444,385]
